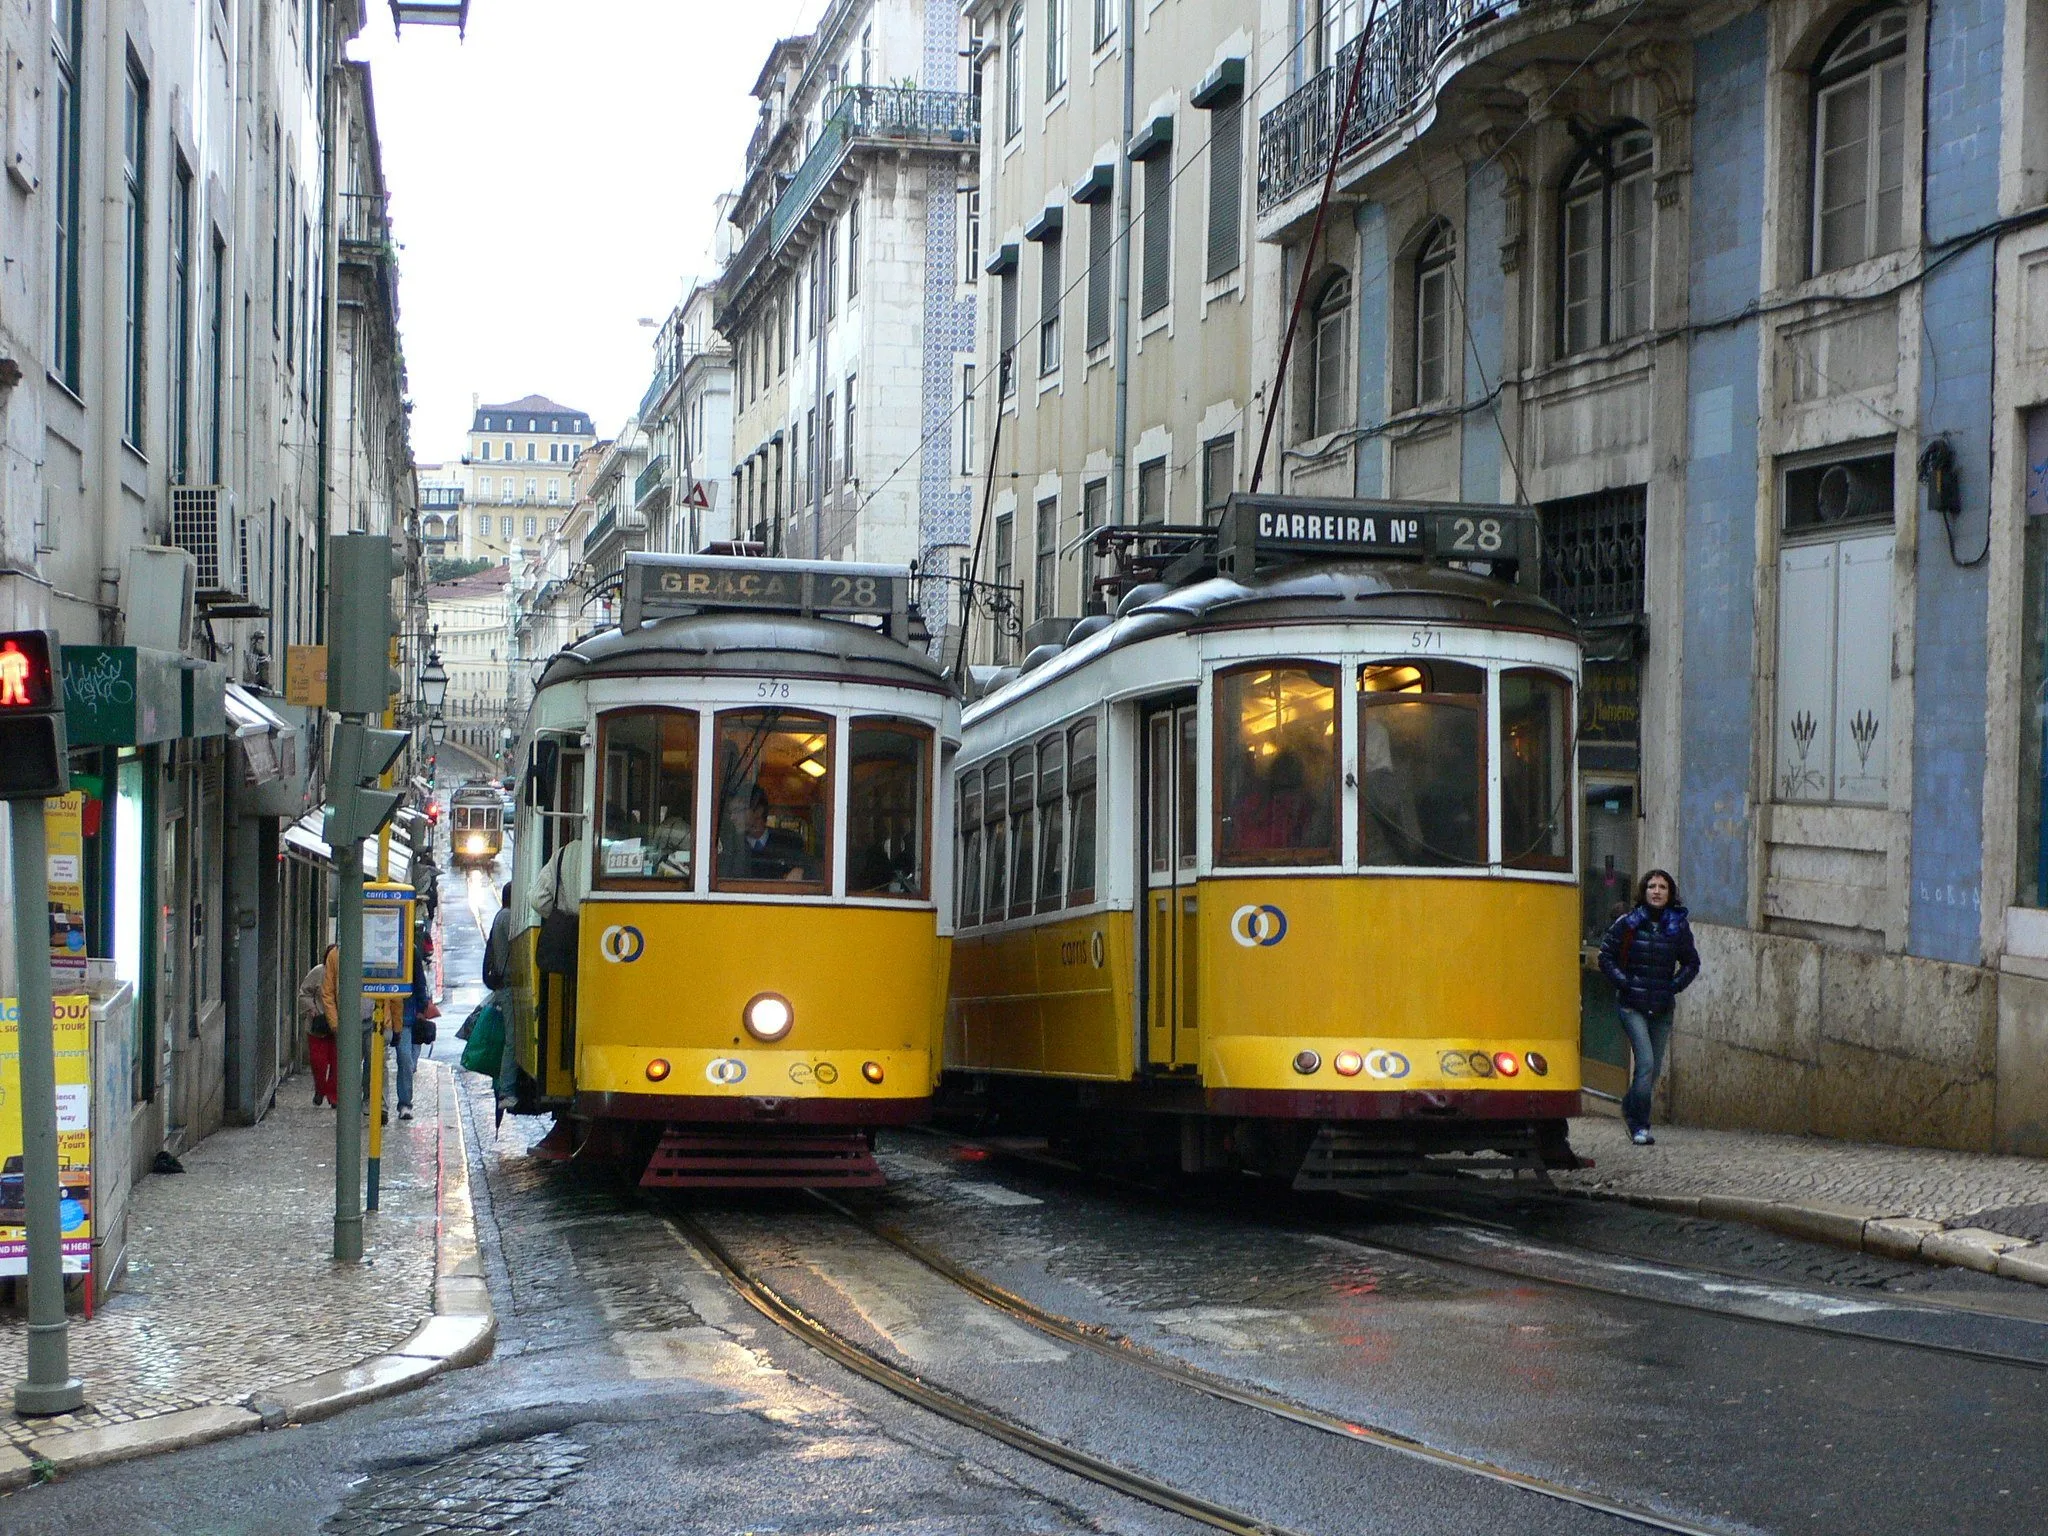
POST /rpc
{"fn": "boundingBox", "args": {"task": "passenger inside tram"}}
[1217,665,1337,863]
[714,710,830,887]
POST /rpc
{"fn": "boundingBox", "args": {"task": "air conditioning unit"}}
[169,485,249,604]
[126,544,196,652]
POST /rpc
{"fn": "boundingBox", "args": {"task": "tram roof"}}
[536,609,951,695]
[968,559,1575,717]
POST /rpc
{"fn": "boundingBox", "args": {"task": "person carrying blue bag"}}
[1598,869,1701,1146]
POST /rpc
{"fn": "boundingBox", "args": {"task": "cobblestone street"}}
[0,1060,447,1452]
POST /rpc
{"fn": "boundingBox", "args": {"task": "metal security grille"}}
[1539,486,1645,622]
[1206,102,1243,281]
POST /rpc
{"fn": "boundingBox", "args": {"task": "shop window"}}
[711,709,831,891]
[848,720,930,899]
[1501,670,1575,870]
[1215,663,1338,866]
[1359,660,1484,867]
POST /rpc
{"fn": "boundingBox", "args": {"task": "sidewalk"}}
[0,1056,491,1488]
[1558,1115,2048,1284]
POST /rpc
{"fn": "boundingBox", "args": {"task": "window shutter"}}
[1141,153,1171,317]
[1206,102,1242,281]
[1831,533,1892,804]
[1086,199,1112,348]
[1775,543,1837,802]
[999,272,1019,394]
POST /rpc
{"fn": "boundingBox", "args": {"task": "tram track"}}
[670,1196,1742,1536]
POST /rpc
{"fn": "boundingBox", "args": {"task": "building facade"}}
[636,278,736,554]
[1251,0,2048,1153]
[963,0,1259,662]
[418,462,466,565]
[427,564,513,767]
[714,0,981,624]
[459,393,593,563]
[0,0,416,1217]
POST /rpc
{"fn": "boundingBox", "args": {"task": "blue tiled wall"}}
[1678,9,1768,928]
[1460,160,1505,501]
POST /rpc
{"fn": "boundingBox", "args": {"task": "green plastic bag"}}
[460,999,504,1076]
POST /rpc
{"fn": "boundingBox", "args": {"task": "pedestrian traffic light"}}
[323,719,408,845]
[325,535,404,716]
[0,629,69,800]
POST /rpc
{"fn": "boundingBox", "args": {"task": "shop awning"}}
[281,809,415,883]
[227,682,291,786]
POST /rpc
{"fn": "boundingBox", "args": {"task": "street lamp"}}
[429,713,446,749]
[421,651,448,714]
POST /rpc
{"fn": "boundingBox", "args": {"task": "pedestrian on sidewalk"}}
[394,926,438,1122]
[1598,869,1700,1147]
[300,956,338,1107]
[482,884,512,991]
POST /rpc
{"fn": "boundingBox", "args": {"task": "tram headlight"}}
[1292,1049,1322,1076]
[465,833,487,855]
[1332,1050,1364,1077]
[743,991,794,1042]
[861,1061,885,1084]
[1493,1052,1520,1077]
[645,1058,672,1082]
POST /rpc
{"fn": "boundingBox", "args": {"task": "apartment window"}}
[524,517,538,539]
[501,517,514,538]
[525,477,536,499]
[1045,0,1066,98]
[300,216,313,387]
[1140,150,1171,318]
[207,233,226,481]
[844,376,857,484]
[999,271,1019,399]
[961,365,977,474]
[270,123,282,336]
[479,476,493,497]
[1038,229,1062,375]
[1205,101,1243,281]
[526,442,536,460]
[284,168,298,363]
[1559,127,1652,355]
[1093,0,1115,48]
[1082,478,1106,533]
[992,511,1015,663]
[122,62,149,448]
[776,295,788,374]
[1137,457,1166,524]
[549,480,561,502]
[1309,271,1351,437]
[1005,2,1025,140]
[51,0,84,390]
[1812,7,1908,274]
[1201,436,1234,521]
[1775,449,1896,805]
[504,440,514,458]
[861,25,873,84]
[808,247,822,338]
[847,198,861,298]
[1035,496,1057,621]
[1414,221,1455,404]
[1086,197,1113,349]
[1319,0,1368,71]
[823,393,837,493]
[169,158,194,484]
[793,270,805,347]
[804,408,817,502]
[963,189,982,281]
[479,443,491,461]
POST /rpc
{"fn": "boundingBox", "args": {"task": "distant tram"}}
[505,554,959,1188]
[449,783,505,867]
[946,496,1585,1186]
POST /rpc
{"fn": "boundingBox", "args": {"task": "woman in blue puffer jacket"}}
[1598,869,1700,1145]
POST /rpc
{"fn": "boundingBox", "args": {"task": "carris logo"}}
[1229,904,1288,948]
[599,925,645,963]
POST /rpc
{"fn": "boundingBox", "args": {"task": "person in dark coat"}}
[1598,868,1701,1145]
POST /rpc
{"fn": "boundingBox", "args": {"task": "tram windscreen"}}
[713,709,832,890]
[1359,661,1485,867]
[1501,670,1574,870]
[595,710,699,884]
[848,720,930,899]
[1216,664,1339,865]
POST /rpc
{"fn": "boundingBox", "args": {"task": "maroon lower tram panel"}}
[638,1126,886,1189]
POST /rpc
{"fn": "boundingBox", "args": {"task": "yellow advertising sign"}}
[0,994,94,1276]
[46,791,86,981]
[286,644,328,707]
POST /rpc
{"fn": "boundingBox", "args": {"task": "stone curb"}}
[0,1064,494,1493]
[1585,1188,2048,1285]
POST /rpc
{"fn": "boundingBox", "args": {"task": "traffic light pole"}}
[10,800,84,1414]
[333,752,366,1264]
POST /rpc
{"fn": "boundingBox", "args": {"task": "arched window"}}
[1558,127,1652,355]
[1309,271,1351,438]
[1413,223,1456,405]
[1812,6,1907,273]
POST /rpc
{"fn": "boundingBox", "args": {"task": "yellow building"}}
[461,394,596,563]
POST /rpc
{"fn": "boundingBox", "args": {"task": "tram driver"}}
[720,786,811,882]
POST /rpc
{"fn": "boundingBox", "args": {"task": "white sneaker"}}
[1630,1128,1654,1146]
[399,1107,414,1121]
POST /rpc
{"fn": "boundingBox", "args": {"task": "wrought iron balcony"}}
[634,454,670,512]
[582,505,647,557]
[771,86,979,252]
[338,190,393,258]
[1257,0,1514,215]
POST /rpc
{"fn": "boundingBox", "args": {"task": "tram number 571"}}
[1447,516,1506,554]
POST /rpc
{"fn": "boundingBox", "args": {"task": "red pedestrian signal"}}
[0,632,58,711]
[0,629,68,800]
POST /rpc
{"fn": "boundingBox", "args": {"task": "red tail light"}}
[1493,1053,1520,1077]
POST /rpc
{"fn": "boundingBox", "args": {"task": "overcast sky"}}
[348,1,824,465]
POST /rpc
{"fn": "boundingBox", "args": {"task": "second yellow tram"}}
[947,495,1584,1185]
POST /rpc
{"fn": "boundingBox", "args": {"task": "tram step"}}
[639,1128,886,1190]
[1293,1126,1552,1191]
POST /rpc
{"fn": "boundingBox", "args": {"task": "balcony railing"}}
[338,190,393,255]
[1258,0,1515,214]
[771,86,979,251]
[634,454,669,511]
[582,506,648,557]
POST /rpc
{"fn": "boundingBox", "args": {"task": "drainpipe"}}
[1109,0,1136,525]
[315,62,339,639]
[813,218,829,561]
[97,22,129,640]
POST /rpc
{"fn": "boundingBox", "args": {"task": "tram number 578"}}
[756,679,792,700]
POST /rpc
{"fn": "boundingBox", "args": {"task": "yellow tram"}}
[505,554,959,1186]
[947,496,1584,1185]
[449,783,506,866]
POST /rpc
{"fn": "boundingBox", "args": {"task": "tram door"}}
[1141,700,1200,1072]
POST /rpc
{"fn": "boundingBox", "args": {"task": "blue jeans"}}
[1618,1007,1672,1133]
[393,1024,419,1112]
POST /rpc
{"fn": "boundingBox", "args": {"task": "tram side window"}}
[1215,663,1339,865]
[848,719,931,899]
[1359,661,1485,867]
[1501,670,1574,872]
[595,711,699,885]
[984,758,1009,918]
[958,769,983,925]
[1008,745,1037,921]
[1037,732,1065,911]
[1067,718,1097,904]
[713,709,832,891]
